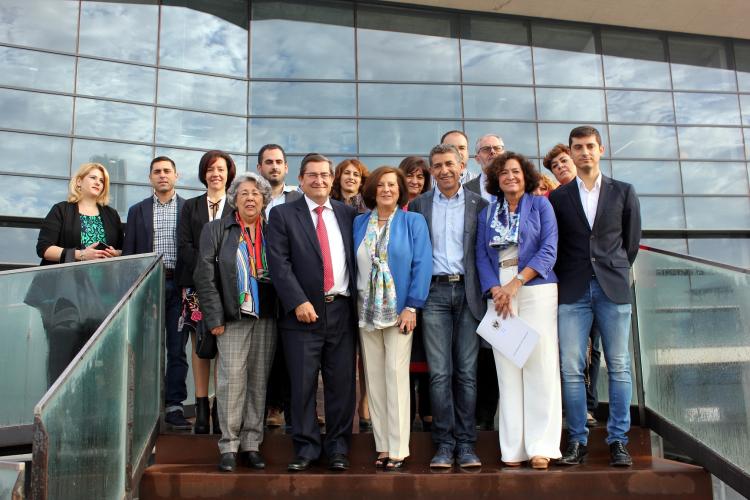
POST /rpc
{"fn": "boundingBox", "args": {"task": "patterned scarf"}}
[236,213,268,318]
[489,198,520,249]
[359,210,398,329]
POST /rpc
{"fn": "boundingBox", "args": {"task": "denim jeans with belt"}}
[421,281,480,450]
[558,277,632,446]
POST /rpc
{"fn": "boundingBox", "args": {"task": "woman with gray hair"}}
[194,172,278,472]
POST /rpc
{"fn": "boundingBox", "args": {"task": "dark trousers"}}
[165,278,189,410]
[476,347,499,427]
[586,325,602,412]
[409,372,431,425]
[266,330,292,418]
[281,297,356,460]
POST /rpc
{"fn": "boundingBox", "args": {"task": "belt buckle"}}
[324,295,335,303]
[448,274,460,283]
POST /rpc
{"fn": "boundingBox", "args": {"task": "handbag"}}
[194,320,217,359]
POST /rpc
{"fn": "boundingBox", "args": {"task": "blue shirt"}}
[431,186,465,275]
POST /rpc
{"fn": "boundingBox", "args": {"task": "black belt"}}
[431,274,464,284]
[165,268,175,279]
[324,294,346,303]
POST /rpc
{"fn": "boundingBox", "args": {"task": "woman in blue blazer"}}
[475,152,561,469]
[353,166,432,469]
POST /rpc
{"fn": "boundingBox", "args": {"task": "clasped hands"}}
[490,280,522,319]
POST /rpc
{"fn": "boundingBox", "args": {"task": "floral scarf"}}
[359,210,398,329]
[489,198,520,249]
[236,214,268,318]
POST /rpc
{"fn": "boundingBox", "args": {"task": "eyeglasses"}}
[303,172,332,180]
[478,145,505,155]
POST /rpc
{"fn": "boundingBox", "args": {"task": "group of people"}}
[35,124,641,473]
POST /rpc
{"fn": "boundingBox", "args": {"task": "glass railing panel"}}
[634,249,750,472]
[0,461,25,499]
[0,256,154,430]
[128,265,163,467]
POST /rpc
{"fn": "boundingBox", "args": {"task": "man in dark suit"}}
[409,144,488,469]
[256,143,302,429]
[549,126,641,467]
[266,153,357,472]
[122,156,189,429]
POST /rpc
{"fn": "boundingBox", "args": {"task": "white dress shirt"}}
[576,173,602,229]
[305,195,350,296]
[264,184,297,219]
[206,196,226,222]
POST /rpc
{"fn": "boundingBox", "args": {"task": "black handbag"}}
[194,320,217,359]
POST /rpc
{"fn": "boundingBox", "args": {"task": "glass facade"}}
[0,0,749,266]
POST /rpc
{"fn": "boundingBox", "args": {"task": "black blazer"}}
[266,196,357,331]
[175,193,232,288]
[549,175,641,305]
[122,194,186,259]
[36,201,124,266]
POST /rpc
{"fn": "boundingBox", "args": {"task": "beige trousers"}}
[359,324,413,459]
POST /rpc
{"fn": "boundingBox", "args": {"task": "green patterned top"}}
[80,214,106,247]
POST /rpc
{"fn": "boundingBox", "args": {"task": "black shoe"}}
[241,451,266,469]
[609,441,633,467]
[165,409,192,430]
[329,453,350,471]
[194,397,210,434]
[288,456,314,472]
[219,452,236,472]
[211,399,221,435]
[558,442,587,465]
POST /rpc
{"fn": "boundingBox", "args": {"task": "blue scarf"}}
[489,198,520,249]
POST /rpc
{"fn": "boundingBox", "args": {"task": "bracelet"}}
[404,306,417,313]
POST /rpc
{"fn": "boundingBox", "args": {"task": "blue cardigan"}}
[476,193,558,294]
[353,209,433,312]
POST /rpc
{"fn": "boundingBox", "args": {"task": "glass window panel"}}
[688,238,750,269]
[601,29,670,89]
[611,161,681,195]
[251,0,354,79]
[0,131,70,177]
[669,36,736,91]
[158,69,246,115]
[153,147,208,189]
[357,5,459,82]
[536,88,605,122]
[0,0,78,52]
[156,108,246,152]
[465,121,538,160]
[681,162,749,195]
[359,84,460,118]
[0,226,40,264]
[109,184,153,218]
[72,139,154,185]
[746,129,750,159]
[356,157,404,169]
[606,90,674,124]
[610,125,678,159]
[249,118,355,154]
[641,237,688,254]
[0,89,72,134]
[77,59,155,103]
[0,46,75,93]
[160,0,248,77]
[532,23,602,87]
[0,175,68,218]
[358,120,460,155]
[79,1,158,64]
[735,42,750,92]
[460,16,532,85]
[739,95,750,126]
[639,196,686,230]
[684,197,750,229]
[463,86,535,120]
[538,123,610,159]
[678,127,745,160]
[75,98,154,143]
[283,155,349,181]
[674,92,741,125]
[250,82,354,117]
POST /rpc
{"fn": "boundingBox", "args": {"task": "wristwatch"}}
[514,273,526,285]
[405,307,417,313]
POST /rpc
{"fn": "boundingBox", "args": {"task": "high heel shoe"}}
[194,397,210,434]
[375,454,389,468]
[386,457,407,470]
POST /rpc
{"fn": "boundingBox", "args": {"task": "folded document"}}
[477,305,540,369]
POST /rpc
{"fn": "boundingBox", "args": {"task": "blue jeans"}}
[558,278,632,445]
[165,278,189,411]
[421,281,479,450]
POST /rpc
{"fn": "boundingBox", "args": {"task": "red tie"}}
[314,206,334,293]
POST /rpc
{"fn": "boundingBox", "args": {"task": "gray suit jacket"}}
[463,175,481,196]
[408,188,488,322]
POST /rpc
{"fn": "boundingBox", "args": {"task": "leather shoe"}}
[558,442,587,465]
[288,456,314,472]
[164,409,192,431]
[329,453,350,471]
[456,446,481,468]
[218,452,236,472]
[609,441,633,467]
[241,451,266,469]
[430,446,454,468]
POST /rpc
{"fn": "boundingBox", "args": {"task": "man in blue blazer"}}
[409,144,488,469]
[122,156,188,429]
[266,153,358,472]
[549,126,641,467]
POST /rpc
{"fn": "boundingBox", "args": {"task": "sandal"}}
[530,456,550,469]
[502,460,522,467]
[386,458,406,470]
[375,454,389,468]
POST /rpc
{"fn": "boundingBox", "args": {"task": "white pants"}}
[359,324,413,459]
[493,266,562,462]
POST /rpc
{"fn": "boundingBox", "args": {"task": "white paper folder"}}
[476,303,540,369]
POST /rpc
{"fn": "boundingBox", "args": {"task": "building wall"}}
[0,0,749,266]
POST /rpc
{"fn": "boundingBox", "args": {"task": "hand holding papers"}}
[477,305,539,369]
